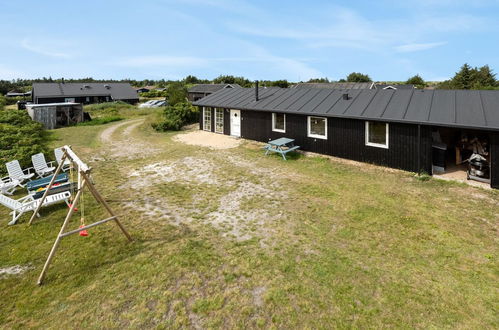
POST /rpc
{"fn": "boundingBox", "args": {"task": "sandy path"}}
[100,118,144,144]
[98,118,160,159]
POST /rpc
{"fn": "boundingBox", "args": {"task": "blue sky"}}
[0,0,498,82]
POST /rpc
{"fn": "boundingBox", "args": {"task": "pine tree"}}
[474,65,496,88]
[451,63,475,89]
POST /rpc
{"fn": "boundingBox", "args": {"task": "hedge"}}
[0,110,49,176]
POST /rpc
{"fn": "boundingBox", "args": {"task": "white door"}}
[230,109,241,137]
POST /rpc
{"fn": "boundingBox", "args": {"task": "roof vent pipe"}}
[342,93,349,100]
[255,80,259,101]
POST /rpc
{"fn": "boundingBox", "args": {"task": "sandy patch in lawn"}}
[173,130,242,150]
[122,197,185,225]
[127,157,220,188]
[206,181,284,242]
[252,286,267,307]
[125,155,286,242]
[0,265,31,278]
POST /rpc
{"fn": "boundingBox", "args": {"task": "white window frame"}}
[365,121,389,149]
[307,116,328,140]
[272,113,286,133]
[203,107,212,131]
[215,108,224,134]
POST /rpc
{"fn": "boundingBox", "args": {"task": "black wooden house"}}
[194,86,499,189]
[32,83,139,104]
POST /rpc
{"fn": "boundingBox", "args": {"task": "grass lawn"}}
[0,113,497,328]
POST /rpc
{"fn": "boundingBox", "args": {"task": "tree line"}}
[0,63,497,95]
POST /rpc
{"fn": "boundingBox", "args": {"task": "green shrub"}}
[84,101,133,116]
[77,116,123,126]
[3,96,28,106]
[166,82,187,106]
[151,102,198,131]
[0,110,49,176]
[416,172,431,182]
[84,101,135,123]
[140,90,167,98]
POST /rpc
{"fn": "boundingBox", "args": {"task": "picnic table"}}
[263,137,300,160]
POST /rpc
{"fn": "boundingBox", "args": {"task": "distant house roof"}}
[188,84,241,93]
[32,83,138,100]
[292,82,375,89]
[375,84,415,90]
[6,90,31,97]
[193,87,499,131]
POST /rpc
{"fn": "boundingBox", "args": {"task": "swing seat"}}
[79,225,89,237]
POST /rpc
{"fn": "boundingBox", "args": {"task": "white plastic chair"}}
[54,147,71,172]
[0,191,71,225]
[31,153,56,178]
[6,160,35,186]
[0,178,20,195]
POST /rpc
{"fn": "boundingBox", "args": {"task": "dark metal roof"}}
[193,87,499,131]
[375,84,415,90]
[188,84,241,93]
[32,83,138,100]
[292,82,375,89]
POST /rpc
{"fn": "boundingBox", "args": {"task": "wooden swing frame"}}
[28,145,133,285]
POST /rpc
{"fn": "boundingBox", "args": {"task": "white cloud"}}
[228,7,387,50]
[394,42,447,53]
[20,38,71,58]
[224,3,488,55]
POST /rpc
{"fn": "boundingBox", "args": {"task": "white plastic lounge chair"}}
[0,191,71,225]
[6,160,35,186]
[31,153,56,178]
[0,178,21,195]
[54,147,71,172]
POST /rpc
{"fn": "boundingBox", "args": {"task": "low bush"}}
[140,90,167,98]
[3,96,28,106]
[0,110,49,175]
[416,172,432,182]
[83,101,136,124]
[151,102,198,131]
[77,116,123,126]
[84,101,133,116]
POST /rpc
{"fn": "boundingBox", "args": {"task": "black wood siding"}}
[490,132,499,188]
[240,110,433,174]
